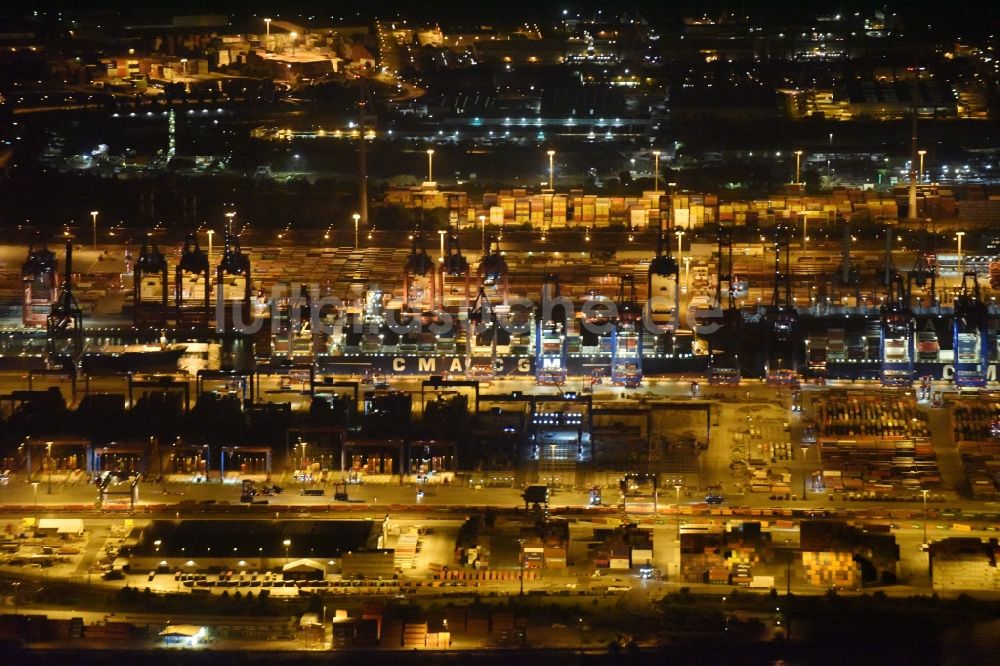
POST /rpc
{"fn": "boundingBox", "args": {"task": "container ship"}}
[310,229,708,383]
[13,220,1000,390]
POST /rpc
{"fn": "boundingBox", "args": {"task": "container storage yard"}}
[815,394,938,496]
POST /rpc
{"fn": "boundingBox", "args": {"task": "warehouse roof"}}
[283,558,328,572]
[133,519,380,559]
[38,518,84,535]
[160,625,204,638]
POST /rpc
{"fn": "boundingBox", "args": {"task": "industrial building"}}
[129,518,386,574]
[930,538,1000,591]
[591,523,654,571]
[799,520,899,589]
[680,522,775,584]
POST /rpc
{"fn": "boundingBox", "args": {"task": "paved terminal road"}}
[0,474,994,524]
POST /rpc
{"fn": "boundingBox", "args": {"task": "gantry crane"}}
[478,235,509,305]
[443,229,471,305]
[952,271,989,388]
[466,287,497,378]
[707,228,744,385]
[611,274,643,387]
[403,227,437,315]
[22,237,58,328]
[647,215,680,337]
[764,222,799,375]
[46,240,83,369]
[133,240,169,330]
[535,274,567,386]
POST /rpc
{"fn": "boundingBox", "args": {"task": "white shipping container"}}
[631,548,654,564]
[489,206,505,225]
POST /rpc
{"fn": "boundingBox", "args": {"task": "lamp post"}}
[802,214,809,249]
[673,483,683,579]
[802,444,809,498]
[90,211,98,250]
[426,148,434,183]
[438,229,447,265]
[479,215,486,254]
[353,213,361,249]
[675,229,685,269]
[283,539,291,566]
[46,442,52,495]
[180,58,187,77]
[546,149,556,190]
[518,537,525,595]
[652,150,661,192]
[921,489,929,545]
[31,482,39,523]
[683,256,691,292]
[264,18,272,51]
[956,231,966,273]
[918,149,927,183]
[794,150,803,185]
[206,228,214,268]
[259,546,264,571]
[674,484,682,540]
